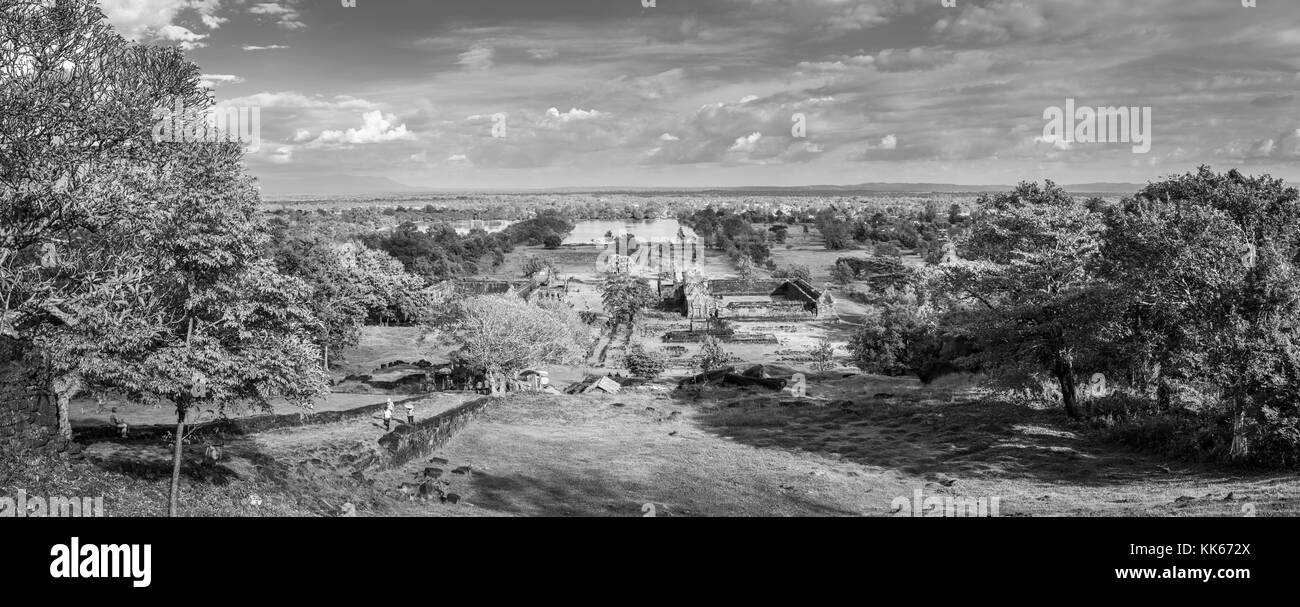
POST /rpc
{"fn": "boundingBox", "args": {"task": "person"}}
[108,408,128,438]
[383,399,393,431]
[404,400,415,425]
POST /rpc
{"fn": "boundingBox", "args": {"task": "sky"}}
[99,0,1300,191]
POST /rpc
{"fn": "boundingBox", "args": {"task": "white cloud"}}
[659,133,680,141]
[242,44,289,51]
[199,73,243,88]
[99,0,225,45]
[248,2,306,30]
[218,92,379,110]
[729,132,763,152]
[315,111,415,145]
[545,107,605,122]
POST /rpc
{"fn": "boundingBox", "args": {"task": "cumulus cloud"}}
[545,107,605,122]
[729,132,763,152]
[315,111,415,145]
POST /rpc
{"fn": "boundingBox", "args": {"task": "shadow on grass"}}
[679,386,1239,487]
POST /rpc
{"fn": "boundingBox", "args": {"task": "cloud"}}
[248,2,305,30]
[314,111,415,145]
[545,107,605,122]
[199,73,244,88]
[99,0,226,45]
[242,44,289,51]
[729,132,763,152]
[217,92,379,110]
[527,48,558,60]
[457,44,495,71]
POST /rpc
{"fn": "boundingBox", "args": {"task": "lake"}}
[563,219,697,245]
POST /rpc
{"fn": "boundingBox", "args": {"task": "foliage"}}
[808,339,837,372]
[623,343,668,379]
[697,337,731,372]
[599,273,658,324]
[441,296,590,394]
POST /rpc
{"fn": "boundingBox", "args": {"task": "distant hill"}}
[254,175,1147,199]
[256,175,430,198]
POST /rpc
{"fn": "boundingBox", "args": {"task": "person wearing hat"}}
[404,400,415,425]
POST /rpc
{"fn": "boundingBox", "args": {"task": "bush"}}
[697,337,731,372]
[624,344,668,379]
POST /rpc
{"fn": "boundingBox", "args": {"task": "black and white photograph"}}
[1,0,1297,592]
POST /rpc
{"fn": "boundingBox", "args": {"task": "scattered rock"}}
[418,481,443,501]
[339,502,356,517]
[668,431,678,436]
[429,457,449,465]
[668,411,681,420]
[645,407,656,412]
[444,493,461,504]
[423,467,444,479]
[610,403,626,408]
[452,466,473,476]
[872,393,894,399]
[1174,495,1194,507]
[1223,492,1234,501]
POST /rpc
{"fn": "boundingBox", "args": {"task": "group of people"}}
[382,398,415,431]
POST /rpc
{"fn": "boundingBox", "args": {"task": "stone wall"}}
[0,359,64,456]
[376,397,494,469]
[73,395,429,443]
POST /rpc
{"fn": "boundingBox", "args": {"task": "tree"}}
[542,233,563,249]
[734,255,765,283]
[697,337,730,372]
[1,0,209,442]
[936,181,1108,418]
[443,296,590,395]
[772,264,811,282]
[623,343,667,379]
[600,273,658,324]
[34,142,331,516]
[830,261,856,286]
[1102,168,1300,462]
[847,293,929,376]
[809,339,837,372]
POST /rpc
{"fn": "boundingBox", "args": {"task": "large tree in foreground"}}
[936,181,1111,418]
[3,0,329,514]
[1102,167,1300,463]
[1,0,210,439]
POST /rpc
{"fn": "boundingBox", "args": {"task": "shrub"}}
[624,344,668,379]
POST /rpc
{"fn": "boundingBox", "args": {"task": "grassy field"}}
[24,372,1298,517]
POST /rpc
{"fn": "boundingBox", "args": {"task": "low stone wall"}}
[376,397,495,469]
[72,395,429,443]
